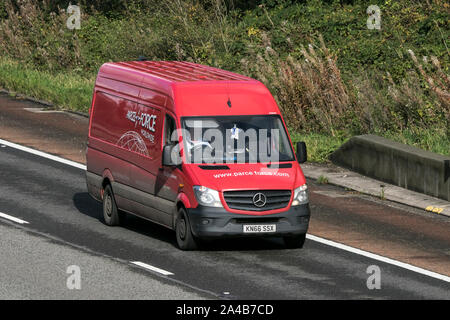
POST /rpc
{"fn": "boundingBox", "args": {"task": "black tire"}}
[175,208,198,250]
[284,233,306,249]
[102,184,121,226]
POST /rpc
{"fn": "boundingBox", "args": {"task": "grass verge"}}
[0,57,94,113]
[290,129,449,163]
[289,131,349,163]
[0,57,448,163]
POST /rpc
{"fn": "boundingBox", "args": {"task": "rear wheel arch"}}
[100,169,114,198]
[102,177,111,188]
[100,178,111,199]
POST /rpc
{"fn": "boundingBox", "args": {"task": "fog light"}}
[201,219,210,225]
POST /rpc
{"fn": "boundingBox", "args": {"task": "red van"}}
[86,61,310,250]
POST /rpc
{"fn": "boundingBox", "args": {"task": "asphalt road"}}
[0,143,449,299]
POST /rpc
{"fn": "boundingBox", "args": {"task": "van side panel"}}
[139,88,167,107]
[88,84,175,228]
[95,72,142,98]
[127,102,166,222]
[89,91,133,186]
[87,147,132,210]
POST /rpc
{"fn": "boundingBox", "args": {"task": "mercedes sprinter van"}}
[86,61,310,250]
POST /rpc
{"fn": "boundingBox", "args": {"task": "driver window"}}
[164,114,176,146]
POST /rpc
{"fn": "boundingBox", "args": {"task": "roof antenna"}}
[138,56,148,61]
[226,81,232,108]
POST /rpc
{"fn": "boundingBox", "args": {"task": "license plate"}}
[243,224,276,233]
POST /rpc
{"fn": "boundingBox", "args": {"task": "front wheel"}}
[175,208,199,250]
[284,233,306,249]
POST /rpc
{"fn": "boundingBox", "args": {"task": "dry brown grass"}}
[1,1,448,141]
[242,34,449,138]
[243,35,343,135]
[408,49,450,128]
[0,0,82,70]
[242,34,358,136]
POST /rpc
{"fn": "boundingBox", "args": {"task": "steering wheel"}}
[191,142,214,153]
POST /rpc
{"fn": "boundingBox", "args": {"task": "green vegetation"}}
[290,131,348,163]
[0,0,448,162]
[377,126,450,157]
[380,184,386,200]
[316,175,329,185]
[0,57,94,110]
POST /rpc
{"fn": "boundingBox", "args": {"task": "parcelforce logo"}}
[252,192,267,207]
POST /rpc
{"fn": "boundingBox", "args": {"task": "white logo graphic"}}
[366,265,381,289]
[117,131,149,156]
[367,5,381,30]
[126,110,157,132]
[66,265,81,290]
[66,5,81,30]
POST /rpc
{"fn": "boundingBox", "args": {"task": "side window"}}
[164,114,176,146]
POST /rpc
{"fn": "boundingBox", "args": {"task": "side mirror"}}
[169,131,179,143]
[296,141,307,164]
[162,145,182,166]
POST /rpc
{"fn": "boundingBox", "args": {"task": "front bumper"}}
[187,204,310,239]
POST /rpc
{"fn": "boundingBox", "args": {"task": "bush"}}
[0,0,448,159]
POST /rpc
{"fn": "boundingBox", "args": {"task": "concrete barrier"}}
[330,134,450,201]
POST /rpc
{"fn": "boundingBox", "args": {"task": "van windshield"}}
[180,115,294,164]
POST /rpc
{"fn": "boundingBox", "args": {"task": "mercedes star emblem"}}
[252,192,267,207]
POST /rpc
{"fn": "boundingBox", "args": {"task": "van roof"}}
[96,61,279,117]
[109,60,253,82]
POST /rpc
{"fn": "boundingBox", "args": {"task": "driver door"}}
[155,113,180,208]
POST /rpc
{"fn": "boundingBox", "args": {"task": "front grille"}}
[223,190,291,211]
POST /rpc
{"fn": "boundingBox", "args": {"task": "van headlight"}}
[193,186,223,207]
[292,184,308,206]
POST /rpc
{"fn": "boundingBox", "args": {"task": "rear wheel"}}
[102,184,121,226]
[176,208,198,250]
[284,233,306,249]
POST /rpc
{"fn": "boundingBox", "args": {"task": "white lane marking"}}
[0,138,86,170]
[306,234,450,283]
[1,138,448,283]
[131,261,174,276]
[0,212,29,224]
